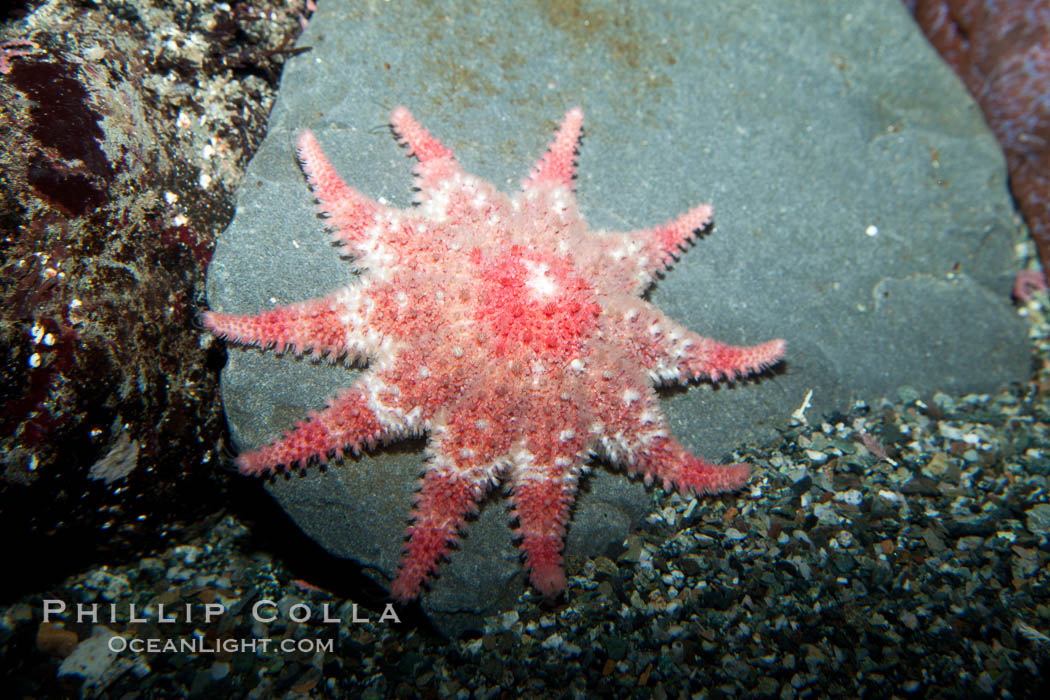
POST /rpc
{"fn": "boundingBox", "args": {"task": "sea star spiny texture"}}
[204,107,785,601]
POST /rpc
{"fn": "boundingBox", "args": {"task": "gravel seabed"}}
[4,241,1049,699]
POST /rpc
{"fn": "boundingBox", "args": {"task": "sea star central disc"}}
[475,246,600,358]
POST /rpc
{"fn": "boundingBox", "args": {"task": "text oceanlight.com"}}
[108,636,335,655]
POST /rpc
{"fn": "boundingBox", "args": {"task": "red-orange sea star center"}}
[473,245,600,360]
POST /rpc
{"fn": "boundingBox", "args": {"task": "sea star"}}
[204,107,785,601]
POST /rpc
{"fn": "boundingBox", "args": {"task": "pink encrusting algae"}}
[907,0,1050,285]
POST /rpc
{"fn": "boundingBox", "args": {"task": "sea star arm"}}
[596,387,751,496]
[679,333,786,382]
[593,204,713,294]
[509,456,584,597]
[628,203,714,276]
[390,449,495,602]
[628,433,751,497]
[619,302,784,384]
[234,384,388,475]
[296,130,385,251]
[202,287,373,362]
[389,106,461,192]
[521,107,584,190]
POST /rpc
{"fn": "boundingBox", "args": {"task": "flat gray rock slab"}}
[205,0,1029,630]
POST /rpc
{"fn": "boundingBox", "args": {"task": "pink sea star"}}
[204,107,785,601]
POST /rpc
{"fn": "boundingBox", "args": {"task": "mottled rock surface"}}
[0,0,306,596]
